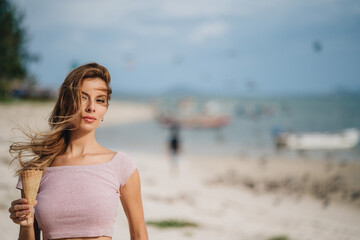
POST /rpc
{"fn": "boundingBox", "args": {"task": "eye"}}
[97,99,106,103]
[82,95,87,100]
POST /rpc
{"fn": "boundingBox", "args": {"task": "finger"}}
[34,200,38,207]
[8,204,30,213]
[12,215,28,224]
[13,214,28,221]
[9,209,31,219]
[11,198,27,206]
[10,211,23,219]
[13,204,31,211]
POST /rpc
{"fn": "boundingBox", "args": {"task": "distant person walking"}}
[168,123,182,175]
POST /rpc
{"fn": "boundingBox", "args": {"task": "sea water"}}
[97,94,360,162]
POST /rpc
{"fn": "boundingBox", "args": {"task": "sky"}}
[12,0,360,96]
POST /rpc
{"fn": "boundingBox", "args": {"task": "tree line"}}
[0,0,44,100]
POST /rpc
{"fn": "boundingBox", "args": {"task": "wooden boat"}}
[156,114,231,129]
[275,128,359,150]
[156,98,231,129]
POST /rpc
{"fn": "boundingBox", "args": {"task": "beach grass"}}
[146,219,198,229]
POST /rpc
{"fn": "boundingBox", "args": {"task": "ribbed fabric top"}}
[16,151,137,240]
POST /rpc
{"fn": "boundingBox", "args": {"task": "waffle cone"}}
[21,170,43,224]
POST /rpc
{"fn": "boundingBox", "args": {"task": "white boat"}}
[275,128,360,150]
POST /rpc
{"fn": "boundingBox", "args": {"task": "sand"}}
[0,100,360,240]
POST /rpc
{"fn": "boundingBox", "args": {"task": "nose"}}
[86,100,95,112]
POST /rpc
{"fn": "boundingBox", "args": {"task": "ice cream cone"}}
[21,170,43,224]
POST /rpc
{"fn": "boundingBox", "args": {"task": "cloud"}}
[15,0,360,41]
[13,0,279,31]
[160,0,234,18]
[115,40,137,52]
[188,21,228,44]
[121,20,177,37]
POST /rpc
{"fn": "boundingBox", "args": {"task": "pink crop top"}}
[16,151,137,240]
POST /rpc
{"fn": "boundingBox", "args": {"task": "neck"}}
[67,130,98,157]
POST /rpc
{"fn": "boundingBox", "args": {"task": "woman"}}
[8,63,149,240]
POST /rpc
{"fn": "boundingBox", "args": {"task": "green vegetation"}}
[146,219,198,229]
[0,0,38,99]
[267,235,291,240]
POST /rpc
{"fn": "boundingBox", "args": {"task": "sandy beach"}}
[1,101,360,240]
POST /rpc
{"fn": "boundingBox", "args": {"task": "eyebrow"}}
[96,87,108,92]
[81,91,107,98]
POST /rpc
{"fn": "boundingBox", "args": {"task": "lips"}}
[83,116,97,123]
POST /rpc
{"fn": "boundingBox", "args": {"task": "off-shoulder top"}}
[16,151,137,240]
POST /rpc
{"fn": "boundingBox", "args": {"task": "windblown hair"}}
[9,62,112,176]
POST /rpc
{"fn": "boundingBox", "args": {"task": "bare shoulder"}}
[96,146,117,158]
[87,147,116,163]
[98,146,116,155]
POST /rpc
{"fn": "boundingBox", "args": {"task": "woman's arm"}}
[120,169,148,240]
[18,217,40,240]
[19,225,35,240]
[12,190,36,240]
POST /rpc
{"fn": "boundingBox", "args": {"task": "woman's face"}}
[78,77,108,132]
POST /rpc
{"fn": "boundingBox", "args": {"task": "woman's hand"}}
[9,198,38,227]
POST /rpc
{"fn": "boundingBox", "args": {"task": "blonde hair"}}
[9,62,112,176]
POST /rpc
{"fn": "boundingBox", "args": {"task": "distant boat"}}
[275,128,359,150]
[156,98,231,129]
[157,114,231,129]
